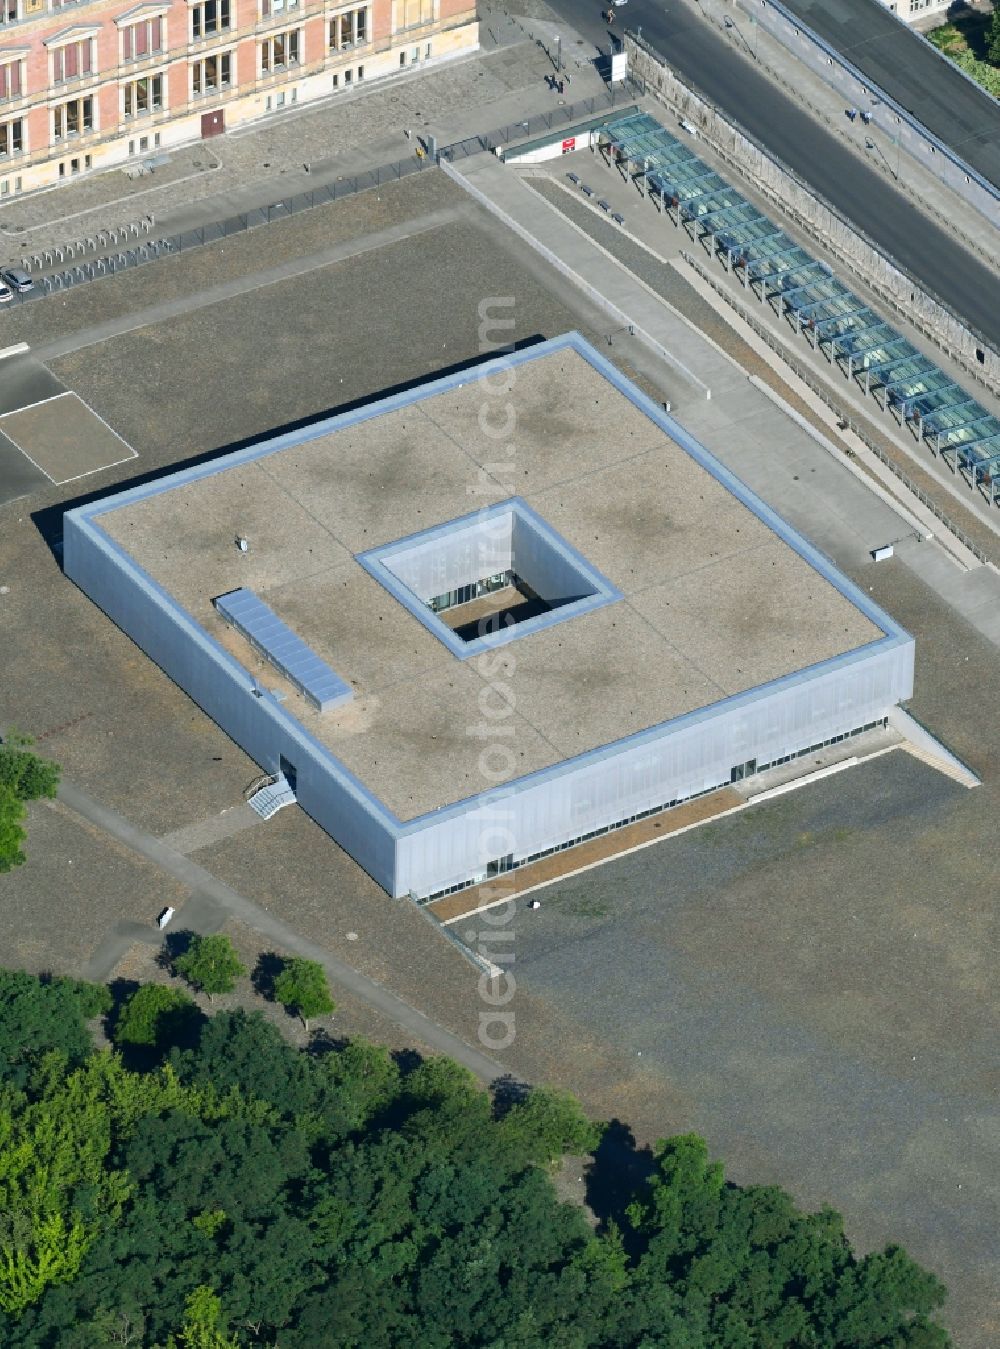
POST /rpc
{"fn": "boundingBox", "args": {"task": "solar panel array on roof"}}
[598,111,1000,506]
[214,588,353,713]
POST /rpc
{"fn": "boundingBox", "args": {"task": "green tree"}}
[273,958,334,1032]
[173,935,246,1002]
[392,1054,495,1156]
[0,969,953,1349]
[0,786,26,875]
[622,1134,950,1347]
[113,985,199,1049]
[499,1085,604,1164]
[0,738,60,873]
[988,2,1000,65]
[171,1009,318,1120]
[310,1038,401,1134]
[165,1286,239,1349]
[0,736,60,801]
[0,969,111,1088]
[0,1054,130,1316]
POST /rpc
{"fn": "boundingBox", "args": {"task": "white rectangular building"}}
[64,334,914,899]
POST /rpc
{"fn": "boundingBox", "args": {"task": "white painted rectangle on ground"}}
[0,390,137,485]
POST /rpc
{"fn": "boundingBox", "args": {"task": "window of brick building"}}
[123,73,163,117]
[52,96,93,140]
[329,6,367,49]
[191,50,232,94]
[0,0,19,27]
[52,39,94,83]
[261,0,299,17]
[0,60,21,100]
[392,0,433,31]
[260,26,300,72]
[122,16,164,61]
[0,116,22,155]
[191,0,231,40]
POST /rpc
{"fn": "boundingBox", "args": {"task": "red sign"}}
[561,137,576,154]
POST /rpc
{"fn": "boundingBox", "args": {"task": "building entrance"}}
[730,758,757,783]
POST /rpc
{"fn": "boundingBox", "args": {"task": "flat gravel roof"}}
[98,340,882,819]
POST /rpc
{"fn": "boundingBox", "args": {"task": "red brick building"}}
[0,0,477,194]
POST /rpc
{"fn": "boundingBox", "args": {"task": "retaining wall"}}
[625,33,1000,399]
[734,0,1000,229]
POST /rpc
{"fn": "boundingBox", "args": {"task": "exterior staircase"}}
[246,773,297,820]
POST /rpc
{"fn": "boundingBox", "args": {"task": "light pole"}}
[864,136,898,183]
[723,15,756,61]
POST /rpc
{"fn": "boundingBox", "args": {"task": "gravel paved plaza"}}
[0,155,996,1347]
[502,556,1000,1349]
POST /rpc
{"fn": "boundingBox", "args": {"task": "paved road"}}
[545,0,1000,347]
[781,0,1000,193]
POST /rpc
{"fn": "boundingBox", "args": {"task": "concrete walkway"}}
[59,776,507,1083]
[447,152,716,402]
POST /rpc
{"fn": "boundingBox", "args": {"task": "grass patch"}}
[560,892,612,919]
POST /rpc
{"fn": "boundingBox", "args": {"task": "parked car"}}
[0,266,32,293]
[0,281,12,304]
[612,0,628,7]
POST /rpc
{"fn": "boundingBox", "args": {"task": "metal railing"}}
[8,154,434,303]
[750,0,1000,214]
[8,79,644,305]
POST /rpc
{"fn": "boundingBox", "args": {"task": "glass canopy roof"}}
[597,111,1000,502]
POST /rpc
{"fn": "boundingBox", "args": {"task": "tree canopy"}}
[112,984,202,1053]
[173,935,247,1002]
[0,739,60,874]
[272,958,334,1031]
[0,968,110,1088]
[0,967,952,1348]
[990,2,1000,67]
